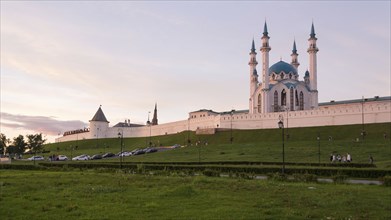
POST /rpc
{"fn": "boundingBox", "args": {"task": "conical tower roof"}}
[90,106,109,123]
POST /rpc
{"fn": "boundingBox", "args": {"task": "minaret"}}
[291,39,300,71]
[260,21,271,113]
[307,22,319,109]
[249,39,259,114]
[152,103,158,125]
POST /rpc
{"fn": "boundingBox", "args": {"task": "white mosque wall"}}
[56,99,390,143]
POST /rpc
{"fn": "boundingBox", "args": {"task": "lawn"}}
[0,170,390,219]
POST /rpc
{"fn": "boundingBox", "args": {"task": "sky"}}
[1,1,390,143]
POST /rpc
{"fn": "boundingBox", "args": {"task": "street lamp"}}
[361,96,366,141]
[278,114,285,174]
[285,107,289,140]
[317,133,320,165]
[118,131,123,169]
[187,117,191,146]
[230,109,235,144]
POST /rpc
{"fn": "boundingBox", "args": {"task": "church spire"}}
[152,103,158,125]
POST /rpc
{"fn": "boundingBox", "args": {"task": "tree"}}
[26,133,46,153]
[0,133,10,155]
[9,135,27,155]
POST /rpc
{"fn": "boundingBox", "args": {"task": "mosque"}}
[57,22,390,143]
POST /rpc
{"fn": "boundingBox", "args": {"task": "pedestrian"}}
[369,155,374,164]
[329,154,333,162]
[347,153,351,162]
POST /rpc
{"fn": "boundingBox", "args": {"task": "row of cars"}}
[26,146,163,162]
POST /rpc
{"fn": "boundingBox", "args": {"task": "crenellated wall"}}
[56,99,390,143]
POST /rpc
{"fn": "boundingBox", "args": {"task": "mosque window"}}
[257,94,262,113]
[281,89,286,106]
[300,92,304,110]
[289,73,292,79]
[290,88,294,110]
[274,91,278,112]
[280,72,284,79]
[295,90,299,106]
[272,74,276,80]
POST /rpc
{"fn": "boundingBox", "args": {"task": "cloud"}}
[1,112,87,136]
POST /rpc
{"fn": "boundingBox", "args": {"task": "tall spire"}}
[251,38,256,53]
[263,21,269,37]
[292,40,297,54]
[310,22,316,38]
[152,103,158,125]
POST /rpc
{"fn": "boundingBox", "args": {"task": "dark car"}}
[145,148,157,153]
[91,154,103,160]
[102,152,115,158]
[133,149,145,155]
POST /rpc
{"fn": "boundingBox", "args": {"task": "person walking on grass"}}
[347,153,351,162]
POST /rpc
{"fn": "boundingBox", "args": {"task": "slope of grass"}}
[0,170,390,219]
[36,123,391,168]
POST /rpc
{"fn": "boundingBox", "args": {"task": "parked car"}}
[27,156,44,161]
[72,154,90,161]
[57,155,68,161]
[102,152,115,158]
[133,149,145,155]
[145,148,157,153]
[91,154,103,160]
[117,151,132,157]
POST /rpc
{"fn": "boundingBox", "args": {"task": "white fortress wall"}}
[56,99,390,143]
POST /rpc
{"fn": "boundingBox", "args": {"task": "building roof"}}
[269,60,298,76]
[90,106,109,123]
[113,122,144,128]
[319,96,391,106]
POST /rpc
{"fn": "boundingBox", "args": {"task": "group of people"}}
[330,153,352,163]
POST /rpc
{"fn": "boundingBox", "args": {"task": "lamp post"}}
[278,114,285,174]
[361,96,366,141]
[230,109,235,144]
[118,131,123,169]
[317,133,320,165]
[187,117,190,146]
[285,107,289,140]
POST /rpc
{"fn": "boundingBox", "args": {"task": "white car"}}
[72,154,90,161]
[27,156,45,161]
[57,155,68,161]
[118,151,132,157]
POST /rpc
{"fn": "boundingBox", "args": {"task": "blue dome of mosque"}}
[268,61,297,76]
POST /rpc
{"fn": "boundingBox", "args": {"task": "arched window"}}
[274,91,278,112]
[295,90,299,106]
[281,89,286,106]
[289,73,292,79]
[290,88,294,111]
[299,91,304,110]
[257,94,262,113]
[280,73,284,80]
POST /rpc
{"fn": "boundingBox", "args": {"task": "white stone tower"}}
[249,39,259,114]
[260,21,271,113]
[307,22,319,108]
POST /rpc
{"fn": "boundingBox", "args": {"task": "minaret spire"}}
[249,38,258,114]
[260,20,271,113]
[307,22,319,109]
[291,39,300,71]
[152,103,158,125]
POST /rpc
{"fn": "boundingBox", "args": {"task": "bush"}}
[267,172,288,181]
[293,173,318,183]
[202,169,220,177]
[332,174,348,184]
[382,176,391,187]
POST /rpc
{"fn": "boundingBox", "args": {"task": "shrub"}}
[293,173,318,183]
[202,169,220,177]
[332,174,348,184]
[382,176,391,187]
[267,172,288,181]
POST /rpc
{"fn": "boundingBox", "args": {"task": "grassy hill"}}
[39,123,391,168]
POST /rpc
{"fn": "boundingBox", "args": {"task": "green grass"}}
[31,123,391,168]
[0,170,390,219]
